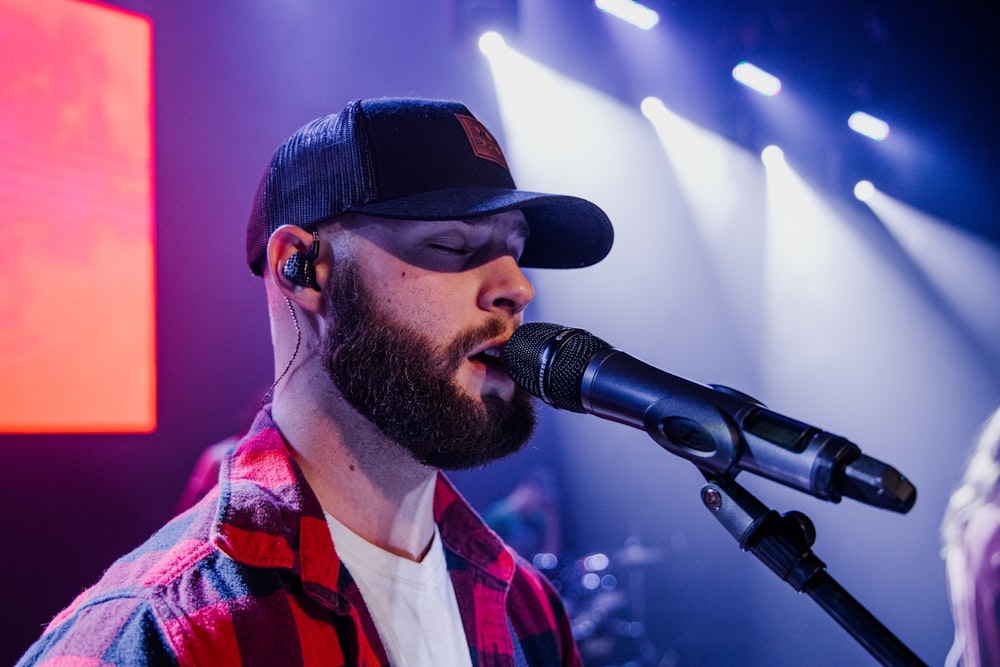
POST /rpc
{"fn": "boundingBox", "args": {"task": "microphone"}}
[503,322,916,513]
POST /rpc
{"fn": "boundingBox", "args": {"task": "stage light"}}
[583,552,610,572]
[866,190,1000,371]
[854,180,875,202]
[848,111,890,141]
[453,0,518,47]
[761,145,785,167]
[639,95,665,119]
[641,95,763,262]
[732,61,781,96]
[595,0,659,30]
[478,30,505,55]
[532,552,558,570]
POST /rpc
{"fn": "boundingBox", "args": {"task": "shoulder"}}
[16,592,177,667]
[18,497,255,666]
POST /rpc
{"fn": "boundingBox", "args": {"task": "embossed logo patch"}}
[455,113,509,170]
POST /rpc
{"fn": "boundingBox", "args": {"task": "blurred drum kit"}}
[532,537,673,667]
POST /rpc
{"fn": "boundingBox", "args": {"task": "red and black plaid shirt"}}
[17,410,581,666]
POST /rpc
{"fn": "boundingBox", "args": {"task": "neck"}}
[271,380,439,562]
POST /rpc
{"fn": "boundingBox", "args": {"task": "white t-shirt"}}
[325,512,473,667]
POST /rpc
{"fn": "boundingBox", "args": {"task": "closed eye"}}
[428,243,472,256]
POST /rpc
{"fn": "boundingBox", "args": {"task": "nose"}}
[478,254,535,316]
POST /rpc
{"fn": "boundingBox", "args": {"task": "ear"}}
[265,225,329,313]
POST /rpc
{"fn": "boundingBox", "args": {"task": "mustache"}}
[443,317,511,372]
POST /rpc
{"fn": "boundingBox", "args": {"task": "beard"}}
[321,261,536,470]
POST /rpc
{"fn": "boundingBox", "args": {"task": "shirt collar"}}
[211,408,517,610]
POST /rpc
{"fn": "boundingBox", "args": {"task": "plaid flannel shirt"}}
[17,410,581,667]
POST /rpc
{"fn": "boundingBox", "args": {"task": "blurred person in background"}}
[942,406,1000,667]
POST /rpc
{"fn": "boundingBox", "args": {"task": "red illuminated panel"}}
[0,0,155,433]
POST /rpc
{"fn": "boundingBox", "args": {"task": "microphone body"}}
[503,322,915,513]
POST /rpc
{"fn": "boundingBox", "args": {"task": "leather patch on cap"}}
[455,113,509,170]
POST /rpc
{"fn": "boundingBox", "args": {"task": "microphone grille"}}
[504,322,611,412]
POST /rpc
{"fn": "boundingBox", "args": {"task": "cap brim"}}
[350,187,613,269]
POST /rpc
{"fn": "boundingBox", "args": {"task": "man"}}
[17,98,614,666]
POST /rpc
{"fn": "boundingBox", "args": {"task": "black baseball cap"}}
[246,98,614,274]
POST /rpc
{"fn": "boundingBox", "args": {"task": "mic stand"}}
[699,474,926,667]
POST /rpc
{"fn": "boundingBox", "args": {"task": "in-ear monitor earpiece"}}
[282,231,320,289]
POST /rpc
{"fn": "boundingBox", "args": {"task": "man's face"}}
[320,212,537,469]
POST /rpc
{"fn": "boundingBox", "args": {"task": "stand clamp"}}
[701,475,927,666]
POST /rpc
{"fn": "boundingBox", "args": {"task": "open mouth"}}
[470,345,505,371]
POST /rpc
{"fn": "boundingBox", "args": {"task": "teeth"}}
[482,347,502,359]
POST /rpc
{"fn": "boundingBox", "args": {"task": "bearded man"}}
[17,98,614,667]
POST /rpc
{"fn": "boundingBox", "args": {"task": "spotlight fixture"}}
[761,145,785,166]
[848,111,890,141]
[732,61,781,97]
[854,180,876,201]
[478,31,506,55]
[639,95,666,119]
[595,0,659,30]
[452,0,518,47]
